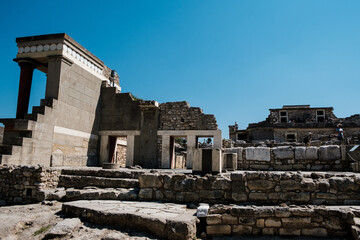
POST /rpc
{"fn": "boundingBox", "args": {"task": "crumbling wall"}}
[138,171,360,205]
[0,165,60,205]
[159,101,217,130]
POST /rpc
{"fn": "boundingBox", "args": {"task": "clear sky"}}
[1,0,359,137]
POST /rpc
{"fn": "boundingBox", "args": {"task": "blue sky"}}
[0,1,359,137]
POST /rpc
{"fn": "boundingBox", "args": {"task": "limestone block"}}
[231,193,247,202]
[262,228,275,235]
[295,147,318,160]
[232,225,252,235]
[324,216,343,230]
[265,218,281,227]
[279,228,301,236]
[247,180,276,191]
[273,146,294,160]
[212,179,232,190]
[280,180,301,191]
[206,225,231,235]
[239,217,256,226]
[224,147,243,160]
[138,188,153,200]
[282,217,311,228]
[138,174,162,188]
[302,228,327,237]
[245,147,271,161]
[45,218,81,239]
[319,145,340,160]
[221,214,238,224]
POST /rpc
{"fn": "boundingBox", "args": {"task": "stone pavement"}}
[63,200,198,240]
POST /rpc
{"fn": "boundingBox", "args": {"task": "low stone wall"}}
[0,165,60,205]
[206,205,358,238]
[139,171,360,205]
[223,145,349,171]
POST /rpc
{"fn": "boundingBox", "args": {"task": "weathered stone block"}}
[138,174,162,188]
[265,218,281,227]
[245,147,271,161]
[239,217,256,226]
[280,180,301,191]
[212,179,232,190]
[207,214,222,225]
[302,228,327,237]
[232,225,252,235]
[262,227,275,235]
[222,214,238,224]
[248,180,276,191]
[231,193,247,202]
[256,219,265,227]
[273,146,294,160]
[249,193,267,201]
[279,228,301,236]
[319,145,340,160]
[295,147,318,160]
[138,188,153,200]
[282,217,311,228]
[206,225,231,235]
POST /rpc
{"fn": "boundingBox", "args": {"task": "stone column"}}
[126,135,135,167]
[108,136,117,163]
[99,135,109,166]
[186,135,197,169]
[16,60,36,119]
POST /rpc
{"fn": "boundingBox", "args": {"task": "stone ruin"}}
[1,34,360,239]
[230,104,360,144]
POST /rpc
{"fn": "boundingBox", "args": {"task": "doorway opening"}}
[115,136,127,167]
[169,136,187,169]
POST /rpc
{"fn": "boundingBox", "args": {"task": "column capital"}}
[13,58,37,69]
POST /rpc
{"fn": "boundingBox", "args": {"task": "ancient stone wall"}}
[223,145,349,171]
[0,166,60,205]
[206,205,356,238]
[138,171,360,205]
[159,101,217,130]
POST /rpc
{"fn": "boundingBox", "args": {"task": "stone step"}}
[32,106,45,115]
[3,130,32,146]
[58,175,139,189]
[60,168,144,179]
[38,187,139,202]
[0,154,12,164]
[0,145,13,155]
[0,118,36,131]
[62,200,197,240]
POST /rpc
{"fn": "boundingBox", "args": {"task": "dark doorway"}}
[202,149,212,174]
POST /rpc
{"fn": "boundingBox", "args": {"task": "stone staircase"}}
[41,168,145,202]
[0,99,55,166]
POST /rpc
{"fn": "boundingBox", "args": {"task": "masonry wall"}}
[206,205,354,238]
[0,165,60,205]
[50,59,103,166]
[159,102,217,130]
[138,171,360,205]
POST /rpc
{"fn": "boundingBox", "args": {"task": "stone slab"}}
[62,200,197,240]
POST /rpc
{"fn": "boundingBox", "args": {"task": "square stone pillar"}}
[126,135,135,167]
[161,135,170,168]
[186,135,197,169]
[99,135,109,166]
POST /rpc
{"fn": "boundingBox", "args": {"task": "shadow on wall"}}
[86,84,102,167]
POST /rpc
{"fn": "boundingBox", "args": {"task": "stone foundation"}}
[206,205,359,238]
[139,171,360,205]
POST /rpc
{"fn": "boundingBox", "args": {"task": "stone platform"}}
[62,200,198,240]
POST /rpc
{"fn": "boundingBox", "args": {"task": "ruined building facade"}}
[0,33,221,168]
[230,105,360,143]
